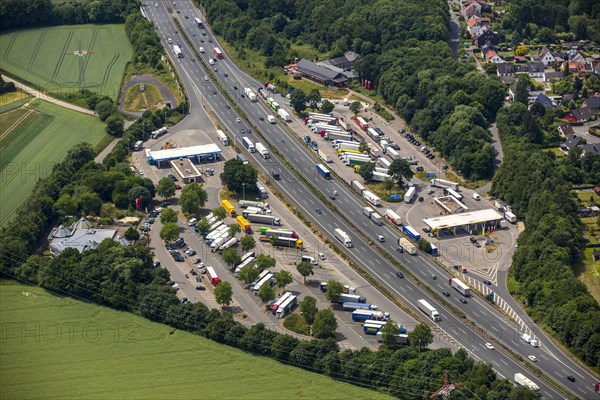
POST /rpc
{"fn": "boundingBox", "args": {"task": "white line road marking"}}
[499,358,509,366]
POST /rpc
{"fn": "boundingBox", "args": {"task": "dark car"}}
[233,86,238,90]
[483,279,492,285]
[442,291,450,297]
[193,258,202,264]
[196,285,206,291]
[196,276,201,282]
[566,375,576,382]
[180,297,188,304]
[396,271,404,278]
[153,260,161,268]
[330,194,336,200]
[224,73,228,77]
[259,116,264,121]
[418,196,424,202]
[315,208,322,214]
[415,166,424,171]
[423,227,431,233]
[459,298,468,304]
[190,270,198,276]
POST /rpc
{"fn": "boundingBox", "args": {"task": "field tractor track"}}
[79,30,98,85]
[2,34,17,61]
[0,109,35,142]
[51,31,74,83]
[101,54,119,89]
[27,30,47,72]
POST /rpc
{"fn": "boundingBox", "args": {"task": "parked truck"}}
[239,200,269,209]
[206,267,221,286]
[255,142,270,159]
[331,293,366,304]
[352,309,390,322]
[404,186,416,203]
[371,171,390,182]
[378,157,391,168]
[210,233,231,252]
[384,209,401,225]
[514,373,539,392]
[431,178,459,191]
[504,211,517,223]
[449,277,471,296]
[386,147,400,160]
[259,236,303,249]
[316,164,331,179]
[242,136,255,152]
[236,216,252,234]
[219,237,238,251]
[324,132,353,141]
[417,299,440,322]
[246,214,281,225]
[363,190,381,206]
[342,302,377,311]
[276,295,298,318]
[277,108,291,122]
[220,199,237,217]
[334,228,352,248]
[244,87,257,101]
[263,229,298,239]
[320,282,356,294]
[399,238,417,255]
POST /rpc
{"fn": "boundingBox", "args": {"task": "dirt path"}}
[1,75,97,116]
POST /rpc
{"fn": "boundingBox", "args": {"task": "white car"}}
[171,283,180,290]
[204,76,209,81]
[377,234,385,242]
[199,47,205,53]
[236,118,241,123]
[528,355,538,362]
[188,218,197,226]
[167,37,173,44]
[485,342,495,350]
[318,252,326,260]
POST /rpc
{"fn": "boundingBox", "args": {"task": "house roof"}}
[527,61,545,73]
[49,226,117,254]
[496,63,515,74]
[544,71,564,80]
[538,46,553,58]
[581,143,600,154]
[558,124,575,136]
[533,93,554,108]
[564,135,581,148]
[571,107,594,119]
[485,50,499,61]
[583,96,600,109]
[297,59,346,82]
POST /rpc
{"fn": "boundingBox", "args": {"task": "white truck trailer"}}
[255,142,270,159]
[399,238,417,255]
[449,277,471,296]
[277,108,291,122]
[514,373,539,392]
[363,190,381,206]
[244,87,257,101]
[417,299,440,322]
[334,228,352,248]
[246,213,281,225]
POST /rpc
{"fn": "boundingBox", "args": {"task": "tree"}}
[240,235,256,252]
[311,309,337,338]
[358,162,375,181]
[213,206,226,220]
[515,45,528,56]
[105,114,124,136]
[160,222,179,242]
[78,192,102,215]
[220,159,258,194]
[380,320,401,347]
[179,182,208,216]
[156,177,176,198]
[349,101,361,115]
[222,248,241,268]
[275,270,293,292]
[324,280,344,302]
[127,186,152,210]
[196,217,210,233]
[124,226,140,241]
[290,89,307,114]
[320,100,334,114]
[258,283,276,306]
[238,263,259,284]
[160,208,178,224]
[296,262,314,284]
[95,99,116,121]
[300,296,318,324]
[256,254,276,271]
[308,88,321,110]
[54,194,79,218]
[358,142,369,153]
[388,159,414,187]
[382,177,395,195]
[214,281,233,308]
[417,238,432,253]
[409,323,433,351]
[228,223,241,236]
[514,75,529,105]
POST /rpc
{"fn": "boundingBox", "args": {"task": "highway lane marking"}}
[499,358,509,366]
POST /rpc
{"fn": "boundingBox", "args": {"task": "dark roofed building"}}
[533,93,554,109]
[581,143,600,155]
[582,96,600,111]
[565,107,594,123]
[558,124,575,137]
[296,59,348,87]
[475,29,501,47]
[321,51,361,70]
[496,63,515,76]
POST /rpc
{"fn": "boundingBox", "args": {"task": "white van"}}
[188,218,197,226]
[301,256,318,265]
[472,193,481,201]
[208,58,215,65]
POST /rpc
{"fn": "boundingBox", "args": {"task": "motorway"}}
[145,2,597,398]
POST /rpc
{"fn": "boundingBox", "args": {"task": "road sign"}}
[425,173,436,179]
[390,194,401,200]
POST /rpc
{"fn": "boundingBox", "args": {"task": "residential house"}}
[538,46,556,66]
[565,107,594,123]
[485,49,503,63]
[461,0,483,18]
[475,28,501,47]
[48,217,129,257]
[560,134,582,153]
[562,61,593,74]
[567,49,586,63]
[527,61,546,78]
[593,60,600,75]
[321,51,361,71]
[496,63,515,77]
[296,59,348,87]
[581,143,600,156]
[532,92,554,109]
[543,70,564,82]
[582,96,600,112]
[527,90,544,104]
[466,16,491,37]
[594,186,600,196]
[557,124,575,137]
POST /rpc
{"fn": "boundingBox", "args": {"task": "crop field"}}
[0,25,132,100]
[0,282,393,400]
[0,100,107,227]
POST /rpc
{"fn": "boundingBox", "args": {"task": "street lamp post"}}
[418,339,421,353]
[242,183,246,200]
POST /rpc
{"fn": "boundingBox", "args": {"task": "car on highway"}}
[442,291,450,297]
[191,58,195,62]
[240,128,245,134]
[377,234,385,242]
[208,38,213,43]
[315,208,322,214]
[485,342,495,350]
[258,116,264,121]
[199,47,205,53]
[396,271,404,278]
[483,279,492,285]
[204,76,209,81]
[236,118,241,123]
[224,72,228,77]
[566,375,576,382]
[196,285,206,291]
[459,298,468,304]
[213,67,217,72]
[528,355,537,362]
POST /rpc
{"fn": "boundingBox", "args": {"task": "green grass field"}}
[124,83,164,111]
[0,25,132,100]
[0,281,393,400]
[0,100,108,227]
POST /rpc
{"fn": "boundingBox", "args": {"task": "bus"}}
[444,188,463,201]
[266,97,280,111]
[194,17,203,28]
[216,129,228,145]
[233,257,255,276]
[271,292,293,314]
[252,273,274,294]
[133,140,143,151]
[213,47,223,59]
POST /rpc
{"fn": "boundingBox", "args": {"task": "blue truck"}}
[315,163,331,179]
[342,302,378,311]
[402,225,421,241]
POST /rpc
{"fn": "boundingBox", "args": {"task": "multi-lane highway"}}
[144,2,597,398]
